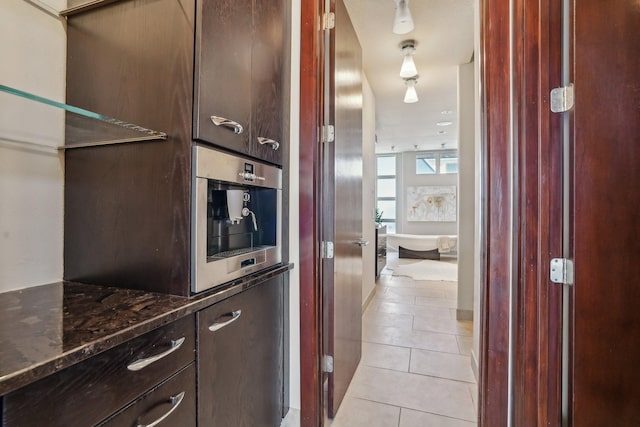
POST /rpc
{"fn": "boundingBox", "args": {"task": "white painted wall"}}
[0,0,66,293]
[457,62,475,319]
[397,151,458,235]
[361,73,376,307]
[287,0,301,411]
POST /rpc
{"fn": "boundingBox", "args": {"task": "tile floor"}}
[327,260,477,427]
[281,258,478,427]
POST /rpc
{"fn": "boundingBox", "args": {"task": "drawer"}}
[3,315,195,427]
[99,363,196,427]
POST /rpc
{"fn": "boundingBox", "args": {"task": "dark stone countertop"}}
[0,263,292,396]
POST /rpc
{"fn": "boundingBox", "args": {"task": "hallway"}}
[328,259,477,426]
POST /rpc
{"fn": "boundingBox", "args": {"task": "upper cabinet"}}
[193,0,285,166]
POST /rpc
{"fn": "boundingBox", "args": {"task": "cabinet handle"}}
[355,240,370,247]
[136,391,185,427]
[210,116,244,134]
[127,337,186,371]
[257,137,280,150]
[208,309,242,332]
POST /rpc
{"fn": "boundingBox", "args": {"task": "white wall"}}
[0,1,66,293]
[287,0,301,411]
[457,62,476,320]
[397,151,458,235]
[361,74,376,307]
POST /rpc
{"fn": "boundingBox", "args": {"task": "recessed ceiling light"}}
[441,110,453,115]
[437,121,453,126]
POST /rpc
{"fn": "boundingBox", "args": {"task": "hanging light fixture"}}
[393,0,414,34]
[399,40,418,78]
[403,78,418,103]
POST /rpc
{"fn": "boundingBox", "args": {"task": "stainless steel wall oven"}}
[192,145,282,293]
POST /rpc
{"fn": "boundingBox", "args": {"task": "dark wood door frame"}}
[299,0,563,425]
[298,0,325,425]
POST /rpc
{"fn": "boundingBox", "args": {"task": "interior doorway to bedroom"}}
[322,0,479,419]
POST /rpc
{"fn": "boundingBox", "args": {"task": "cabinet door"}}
[197,276,284,427]
[194,0,252,153]
[251,0,285,166]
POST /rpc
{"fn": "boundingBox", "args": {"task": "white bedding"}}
[384,234,458,253]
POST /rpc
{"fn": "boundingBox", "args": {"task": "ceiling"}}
[342,0,474,153]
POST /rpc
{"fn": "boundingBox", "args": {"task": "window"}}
[439,152,459,174]
[376,155,397,234]
[416,153,437,174]
[416,150,458,175]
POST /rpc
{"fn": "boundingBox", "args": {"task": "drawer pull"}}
[208,310,242,332]
[127,337,186,371]
[136,391,185,427]
[257,136,280,150]
[210,115,244,134]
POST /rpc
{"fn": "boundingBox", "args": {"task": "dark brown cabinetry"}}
[2,316,195,426]
[64,0,289,296]
[194,0,286,166]
[197,275,284,426]
[64,0,196,296]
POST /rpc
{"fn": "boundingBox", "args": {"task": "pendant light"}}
[393,0,414,34]
[403,78,418,103]
[399,40,418,78]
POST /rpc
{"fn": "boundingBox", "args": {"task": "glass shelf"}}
[0,84,167,150]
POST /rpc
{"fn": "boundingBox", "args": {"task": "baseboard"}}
[471,349,479,382]
[362,286,377,310]
[456,309,473,321]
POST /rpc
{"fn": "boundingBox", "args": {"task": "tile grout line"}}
[400,406,478,425]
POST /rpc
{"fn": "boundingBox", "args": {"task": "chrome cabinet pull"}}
[136,391,185,427]
[355,240,370,247]
[208,310,242,332]
[127,337,186,371]
[257,137,280,150]
[210,116,244,134]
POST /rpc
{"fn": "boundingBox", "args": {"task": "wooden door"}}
[323,0,364,418]
[570,0,640,424]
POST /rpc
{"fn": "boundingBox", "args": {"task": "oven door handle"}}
[208,310,242,332]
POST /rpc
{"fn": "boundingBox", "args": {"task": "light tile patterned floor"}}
[328,261,478,427]
[282,259,478,427]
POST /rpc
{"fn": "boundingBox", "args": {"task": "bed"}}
[384,234,458,259]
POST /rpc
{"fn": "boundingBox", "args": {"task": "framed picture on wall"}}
[407,186,457,222]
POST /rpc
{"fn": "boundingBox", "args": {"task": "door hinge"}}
[550,84,575,113]
[322,125,335,143]
[322,354,334,373]
[321,241,334,259]
[323,12,335,30]
[550,258,574,285]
